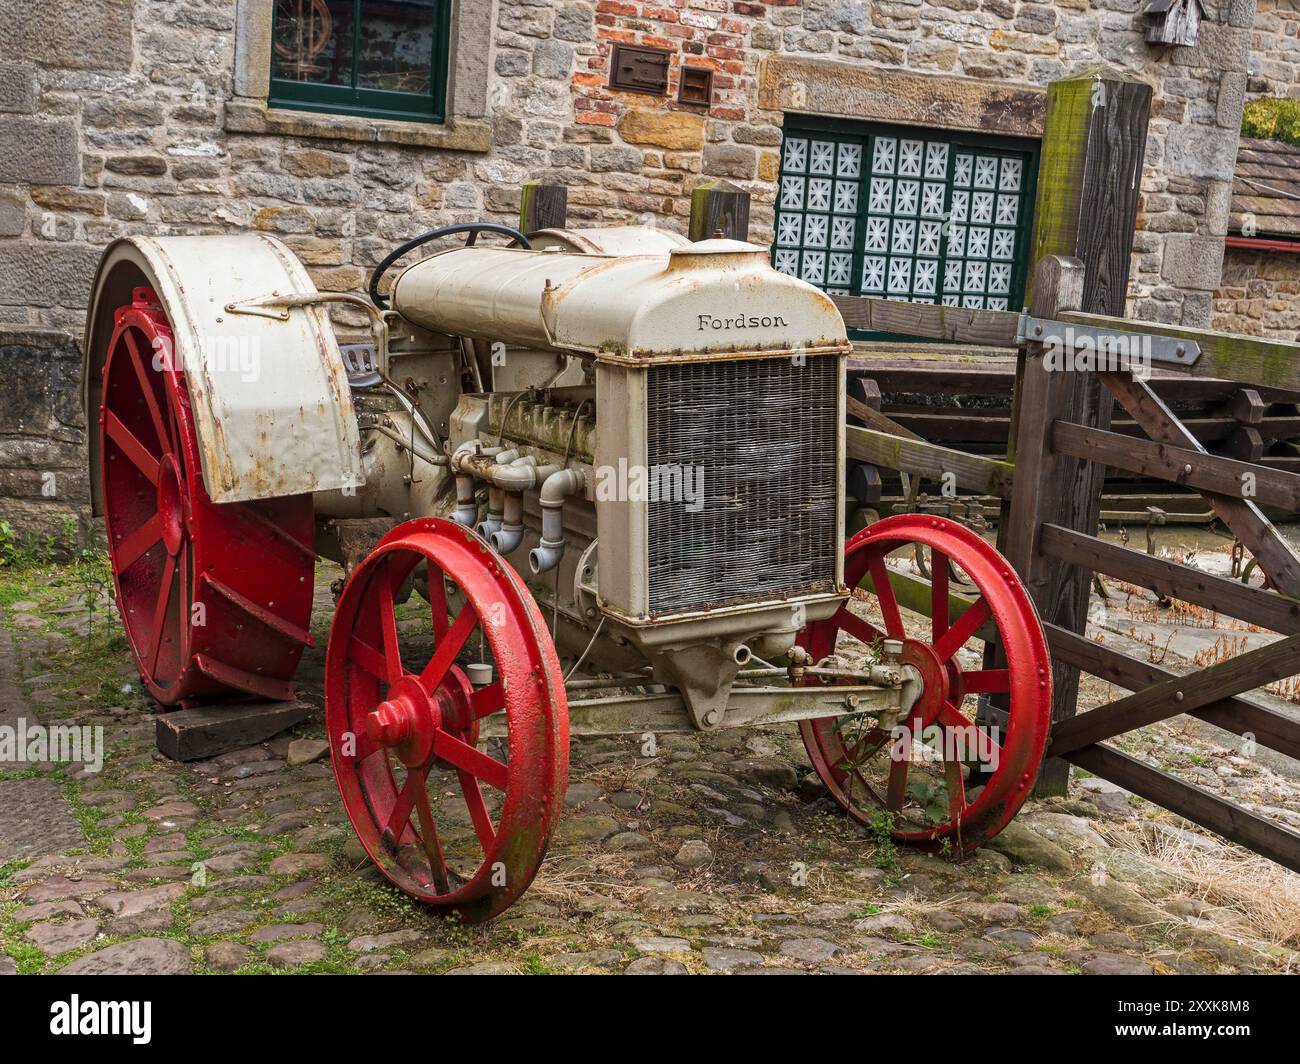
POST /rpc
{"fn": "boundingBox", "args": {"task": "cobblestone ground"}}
[1,559,1298,976]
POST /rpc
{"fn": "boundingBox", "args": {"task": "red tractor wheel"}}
[325,518,568,922]
[100,287,316,705]
[798,515,1051,855]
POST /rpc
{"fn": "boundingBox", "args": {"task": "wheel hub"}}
[367,675,439,766]
[897,637,950,728]
[156,454,185,556]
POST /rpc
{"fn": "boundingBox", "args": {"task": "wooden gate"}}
[837,265,1300,873]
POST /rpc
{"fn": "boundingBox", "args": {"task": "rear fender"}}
[83,233,363,511]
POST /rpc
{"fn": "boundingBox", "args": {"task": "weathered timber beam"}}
[1063,311,1300,394]
[831,295,1022,346]
[1102,372,1300,596]
[1044,622,1300,761]
[846,424,1014,499]
[1051,421,1300,512]
[1064,743,1300,874]
[1040,525,1300,635]
[846,395,923,441]
[1047,632,1300,757]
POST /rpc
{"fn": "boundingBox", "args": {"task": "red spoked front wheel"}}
[99,287,315,705]
[798,515,1051,855]
[325,518,568,922]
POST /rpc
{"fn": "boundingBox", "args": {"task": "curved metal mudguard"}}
[83,233,364,510]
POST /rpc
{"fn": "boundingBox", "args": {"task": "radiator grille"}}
[645,356,839,614]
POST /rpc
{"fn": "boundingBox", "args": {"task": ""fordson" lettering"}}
[697,313,789,331]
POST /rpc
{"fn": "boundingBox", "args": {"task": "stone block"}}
[0,0,134,72]
[0,189,24,237]
[0,63,35,113]
[1164,126,1240,180]
[0,118,81,185]
[618,110,706,151]
[0,243,100,308]
[1162,234,1227,290]
[702,143,757,180]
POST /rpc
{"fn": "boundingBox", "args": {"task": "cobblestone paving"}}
[1,564,1297,976]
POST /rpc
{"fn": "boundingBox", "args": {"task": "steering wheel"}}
[368,222,531,308]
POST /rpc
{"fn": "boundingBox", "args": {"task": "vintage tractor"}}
[83,223,1052,921]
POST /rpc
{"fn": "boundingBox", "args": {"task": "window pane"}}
[774,122,1037,315]
[273,0,355,87]
[358,0,436,95]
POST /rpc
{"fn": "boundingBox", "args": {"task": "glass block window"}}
[774,120,1039,312]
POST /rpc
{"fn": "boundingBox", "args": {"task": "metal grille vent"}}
[645,357,839,614]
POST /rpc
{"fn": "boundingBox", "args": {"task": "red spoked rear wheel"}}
[798,515,1051,855]
[325,518,568,922]
[100,287,316,705]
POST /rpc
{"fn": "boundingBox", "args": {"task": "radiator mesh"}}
[645,356,839,614]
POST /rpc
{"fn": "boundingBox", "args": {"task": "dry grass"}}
[1110,823,1300,949]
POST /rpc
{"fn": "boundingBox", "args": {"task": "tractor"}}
[83,222,1051,921]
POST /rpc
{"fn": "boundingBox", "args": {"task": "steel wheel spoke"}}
[471,681,505,719]
[931,549,950,642]
[431,731,508,791]
[112,513,163,574]
[104,410,161,484]
[866,554,905,639]
[384,769,424,844]
[123,330,169,451]
[428,568,449,639]
[376,567,404,685]
[933,597,990,662]
[349,637,388,682]
[884,752,909,813]
[418,605,477,694]
[460,771,497,850]
[944,757,967,820]
[412,778,451,895]
[962,668,1010,694]
[145,553,177,678]
[835,607,884,649]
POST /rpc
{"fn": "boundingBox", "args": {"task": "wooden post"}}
[519,183,568,234]
[998,69,1153,796]
[689,180,750,242]
[1002,256,1090,796]
[1028,68,1153,315]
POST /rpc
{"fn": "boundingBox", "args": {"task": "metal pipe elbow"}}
[452,473,478,527]
[529,468,586,574]
[489,493,525,554]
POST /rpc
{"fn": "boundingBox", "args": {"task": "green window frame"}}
[269,1,451,124]
[773,118,1040,333]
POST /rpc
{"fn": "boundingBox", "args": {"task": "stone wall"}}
[0,0,1269,534]
[0,327,89,548]
[1248,0,1300,98]
[1212,246,1300,340]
